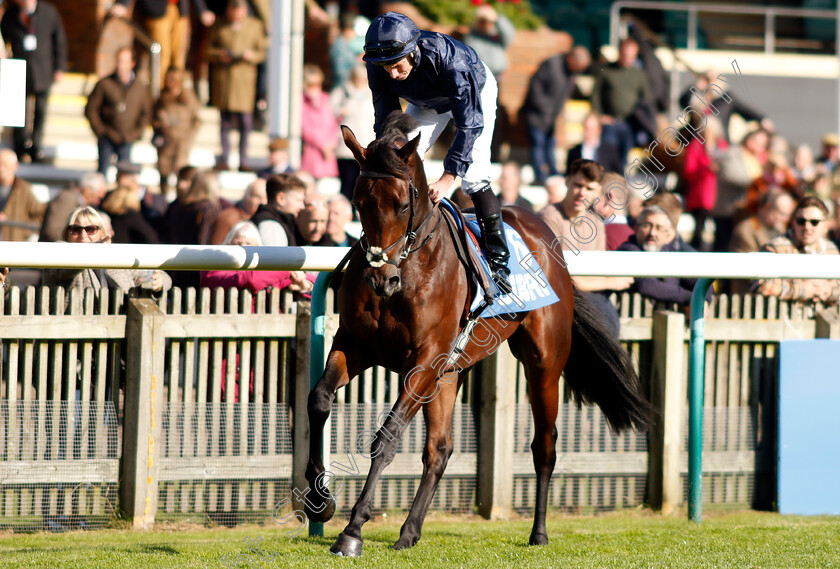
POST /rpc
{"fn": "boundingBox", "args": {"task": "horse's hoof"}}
[304,493,337,523]
[330,533,363,557]
[393,535,419,550]
[529,532,549,546]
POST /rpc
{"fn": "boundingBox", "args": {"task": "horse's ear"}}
[397,133,421,164]
[341,125,366,165]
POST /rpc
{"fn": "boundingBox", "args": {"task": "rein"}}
[358,169,440,268]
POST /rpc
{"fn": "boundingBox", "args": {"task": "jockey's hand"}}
[427,172,456,203]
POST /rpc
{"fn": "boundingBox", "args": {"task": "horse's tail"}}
[563,288,654,432]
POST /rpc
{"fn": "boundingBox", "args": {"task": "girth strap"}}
[439,202,495,306]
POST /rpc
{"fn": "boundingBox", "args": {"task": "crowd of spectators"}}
[513,22,840,318]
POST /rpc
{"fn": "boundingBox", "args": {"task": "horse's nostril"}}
[389,276,401,289]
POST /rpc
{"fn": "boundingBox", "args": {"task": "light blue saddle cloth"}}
[461,213,561,314]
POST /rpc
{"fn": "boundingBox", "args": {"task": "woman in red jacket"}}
[682,127,718,250]
[200,221,313,402]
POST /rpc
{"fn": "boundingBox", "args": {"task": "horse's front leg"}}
[393,370,464,550]
[305,331,361,522]
[329,373,431,557]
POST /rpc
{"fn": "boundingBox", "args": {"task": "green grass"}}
[0,510,838,568]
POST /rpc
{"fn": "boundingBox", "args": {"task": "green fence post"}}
[308,272,332,537]
[688,278,713,523]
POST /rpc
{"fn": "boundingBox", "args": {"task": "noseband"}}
[358,169,439,268]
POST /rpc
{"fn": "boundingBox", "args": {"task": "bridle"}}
[357,169,440,268]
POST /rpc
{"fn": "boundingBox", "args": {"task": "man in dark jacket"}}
[85,47,153,175]
[519,45,591,184]
[617,205,705,306]
[364,11,511,290]
[0,0,67,163]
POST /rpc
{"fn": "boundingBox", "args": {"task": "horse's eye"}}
[400,203,409,214]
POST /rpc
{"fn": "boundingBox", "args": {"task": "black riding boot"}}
[471,185,512,292]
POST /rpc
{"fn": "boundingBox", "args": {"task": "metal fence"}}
[0,401,119,532]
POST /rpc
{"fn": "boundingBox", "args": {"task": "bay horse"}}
[305,112,651,556]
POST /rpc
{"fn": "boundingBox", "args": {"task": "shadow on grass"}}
[131,544,180,555]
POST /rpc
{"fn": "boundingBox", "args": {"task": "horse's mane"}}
[366,111,419,175]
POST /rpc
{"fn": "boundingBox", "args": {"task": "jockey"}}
[363,11,511,292]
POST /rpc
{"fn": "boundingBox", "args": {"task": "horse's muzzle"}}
[365,265,402,297]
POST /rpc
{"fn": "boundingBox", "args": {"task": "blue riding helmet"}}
[363,11,421,64]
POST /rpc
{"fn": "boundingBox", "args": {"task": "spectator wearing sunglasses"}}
[39,206,171,309]
[363,11,511,292]
[752,195,840,304]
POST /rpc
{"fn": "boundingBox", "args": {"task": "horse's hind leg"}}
[509,315,569,545]
[393,374,462,550]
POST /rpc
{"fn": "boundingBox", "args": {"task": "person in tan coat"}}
[84,47,153,175]
[206,0,267,171]
[0,149,47,241]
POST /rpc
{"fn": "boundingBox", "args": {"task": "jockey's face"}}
[382,57,413,81]
[635,211,674,252]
